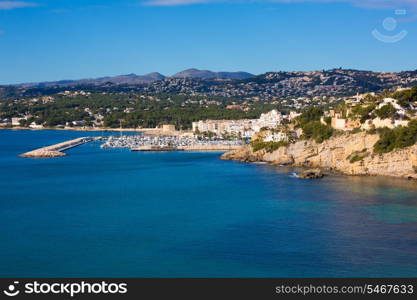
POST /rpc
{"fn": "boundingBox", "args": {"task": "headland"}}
[221,131,417,180]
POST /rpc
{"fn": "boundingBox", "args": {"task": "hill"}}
[171,68,255,80]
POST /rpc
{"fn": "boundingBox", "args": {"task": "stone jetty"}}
[19,137,94,158]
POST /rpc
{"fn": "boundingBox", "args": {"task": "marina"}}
[101,135,246,151]
[18,134,245,158]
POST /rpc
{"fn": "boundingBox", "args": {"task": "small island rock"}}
[298,169,324,179]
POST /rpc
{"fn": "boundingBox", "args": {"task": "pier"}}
[19,137,95,158]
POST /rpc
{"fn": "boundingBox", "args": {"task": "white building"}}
[263,131,290,143]
[11,117,24,126]
[288,111,301,121]
[257,110,283,128]
[29,122,43,129]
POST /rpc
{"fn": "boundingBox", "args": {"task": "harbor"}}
[18,134,245,158]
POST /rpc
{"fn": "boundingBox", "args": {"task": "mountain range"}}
[3,68,417,100]
[16,69,256,88]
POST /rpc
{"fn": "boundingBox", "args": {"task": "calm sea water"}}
[1,129,417,277]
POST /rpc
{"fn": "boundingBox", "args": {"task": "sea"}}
[1,129,417,277]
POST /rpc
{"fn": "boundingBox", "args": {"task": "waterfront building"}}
[11,117,25,126]
[192,109,284,138]
[29,122,43,129]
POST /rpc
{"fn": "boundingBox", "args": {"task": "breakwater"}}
[19,137,94,158]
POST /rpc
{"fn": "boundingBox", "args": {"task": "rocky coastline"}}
[221,132,417,180]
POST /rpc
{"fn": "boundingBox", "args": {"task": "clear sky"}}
[0,0,416,84]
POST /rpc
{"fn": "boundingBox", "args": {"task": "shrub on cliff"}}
[374,120,417,154]
[392,86,417,108]
[350,104,376,122]
[296,107,324,126]
[374,103,397,119]
[302,121,334,143]
[250,140,288,153]
[347,149,369,163]
[296,108,334,143]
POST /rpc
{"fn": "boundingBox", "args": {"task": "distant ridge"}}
[7,69,417,99]
[171,68,255,80]
[14,69,255,88]
[18,72,166,88]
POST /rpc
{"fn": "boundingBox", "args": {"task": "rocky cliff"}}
[221,132,417,179]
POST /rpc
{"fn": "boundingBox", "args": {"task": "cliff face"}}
[221,132,417,179]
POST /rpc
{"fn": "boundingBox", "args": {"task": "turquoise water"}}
[1,129,417,277]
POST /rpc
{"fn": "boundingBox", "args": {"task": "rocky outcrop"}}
[298,169,324,179]
[221,132,417,180]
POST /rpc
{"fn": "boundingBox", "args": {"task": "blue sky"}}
[0,0,416,84]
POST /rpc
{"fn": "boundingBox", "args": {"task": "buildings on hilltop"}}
[323,94,416,132]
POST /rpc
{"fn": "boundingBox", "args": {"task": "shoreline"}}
[221,132,417,181]
[1,126,146,132]
[224,151,417,182]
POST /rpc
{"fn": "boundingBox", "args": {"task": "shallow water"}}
[1,129,417,277]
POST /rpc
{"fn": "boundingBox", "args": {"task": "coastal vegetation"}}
[350,103,376,121]
[392,86,417,108]
[250,140,288,153]
[373,120,417,154]
[347,149,369,163]
[374,103,397,119]
[296,107,334,143]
